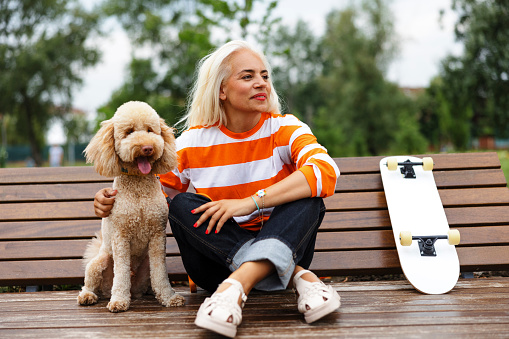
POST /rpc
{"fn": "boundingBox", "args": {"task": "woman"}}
[94,40,340,338]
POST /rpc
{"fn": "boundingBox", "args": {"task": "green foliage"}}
[439,0,509,143]
[0,0,101,165]
[309,1,426,157]
[262,20,324,125]
[97,0,279,132]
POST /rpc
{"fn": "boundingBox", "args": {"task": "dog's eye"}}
[126,128,134,136]
[147,127,153,133]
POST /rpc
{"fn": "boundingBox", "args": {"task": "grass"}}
[498,150,509,185]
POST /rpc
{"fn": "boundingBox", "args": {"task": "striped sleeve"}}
[278,115,340,197]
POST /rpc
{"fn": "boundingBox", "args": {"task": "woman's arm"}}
[192,170,311,234]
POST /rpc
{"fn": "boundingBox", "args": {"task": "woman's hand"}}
[192,197,256,234]
[94,188,117,218]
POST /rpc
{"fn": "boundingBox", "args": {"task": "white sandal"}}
[194,278,247,338]
[293,269,341,323]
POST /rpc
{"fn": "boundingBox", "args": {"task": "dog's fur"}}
[77,101,185,312]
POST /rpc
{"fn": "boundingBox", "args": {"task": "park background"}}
[1,0,508,182]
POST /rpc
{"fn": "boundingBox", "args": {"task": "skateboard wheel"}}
[400,231,412,246]
[387,158,398,171]
[422,157,434,171]
[448,229,460,245]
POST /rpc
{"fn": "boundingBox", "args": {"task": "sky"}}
[51,0,463,144]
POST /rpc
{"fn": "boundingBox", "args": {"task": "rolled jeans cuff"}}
[230,238,294,291]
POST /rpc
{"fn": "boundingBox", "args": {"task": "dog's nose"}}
[142,145,154,156]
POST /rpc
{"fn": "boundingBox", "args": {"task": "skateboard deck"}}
[380,156,460,294]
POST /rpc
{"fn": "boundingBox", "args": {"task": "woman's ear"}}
[219,85,226,101]
[152,118,178,175]
[84,119,121,177]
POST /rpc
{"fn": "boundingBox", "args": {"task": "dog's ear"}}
[84,119,121,177]
[152,118,178,175]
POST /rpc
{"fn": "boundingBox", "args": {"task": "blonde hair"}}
[179,40,281,130]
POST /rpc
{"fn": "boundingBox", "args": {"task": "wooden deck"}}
[1,277,508,338]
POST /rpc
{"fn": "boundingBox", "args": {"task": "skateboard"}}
[380,156,460,294]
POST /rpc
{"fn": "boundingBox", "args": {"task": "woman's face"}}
[220,49,271,118]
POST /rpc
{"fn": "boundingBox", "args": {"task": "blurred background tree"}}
[0,0,101,166]
[96,0,279,129]
[307,0,427,157]
[1,0,508,166]
[423,0,509,150]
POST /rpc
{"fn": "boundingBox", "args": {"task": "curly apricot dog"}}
[77,101,185,312]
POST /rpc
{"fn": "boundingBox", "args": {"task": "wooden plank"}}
[0,238,181,260]
[324,187,509,211]
[3,244,506,286]
[1,206,507,241]
[4,224,507,262]
[0,257,187,286]
[0,182,108,203]
[0,220,102,240]
[334,152,501,174]
[1,278,509,338]
[315,226,509,251]
[336,168,507,192]
[1,187,507,221]
[0,201,97,221]
[319,206,509,231]
[0,166,112,184]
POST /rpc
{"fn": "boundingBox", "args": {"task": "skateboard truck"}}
[400,160,417,179]
[416,236,444,256]
[400,230,461,257]
[386,157,434,179]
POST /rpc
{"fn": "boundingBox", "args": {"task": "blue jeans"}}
[168,192,325,293]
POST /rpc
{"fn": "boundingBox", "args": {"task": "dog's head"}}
[84,101,177,177]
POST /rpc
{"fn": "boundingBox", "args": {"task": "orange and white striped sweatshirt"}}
[159,112,340,231]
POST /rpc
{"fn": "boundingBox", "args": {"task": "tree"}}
[98,0,279,130]
[439,0,509,145]
[313,1,426,157]
[0,0,101,166]
[263,20,324,126]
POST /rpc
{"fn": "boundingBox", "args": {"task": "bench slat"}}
[325,187,509,211]
[1,205,507,241]
[0,220,102,240]
[3,225,508,263]
[0,238,181,260]
[337,169,507,192]
[3,187,504,221]
[0,245,507,286]
[0,166,111,184]
[335,152,501,174]
[0,183,108,203]
[0,257,187,286]
[309,246,509,276]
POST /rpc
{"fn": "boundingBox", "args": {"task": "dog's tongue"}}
[137,157,152,175]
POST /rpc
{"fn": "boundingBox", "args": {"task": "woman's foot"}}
[194,278,247,338]
[293,269,341,323]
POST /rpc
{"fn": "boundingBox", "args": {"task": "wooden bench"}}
[1,152,509,337]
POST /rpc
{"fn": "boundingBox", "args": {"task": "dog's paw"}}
[77,290,99,305]
[107,297,130,313]
[160,292,185,307]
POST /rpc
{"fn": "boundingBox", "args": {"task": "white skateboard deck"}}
[380,156,460,294]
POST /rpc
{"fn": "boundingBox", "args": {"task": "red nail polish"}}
[191,209,195,213]
[215,230,218,234]
[205,230,209,235]
[193,223,197,228]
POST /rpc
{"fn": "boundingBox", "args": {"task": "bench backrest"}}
[1,152,508,286]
